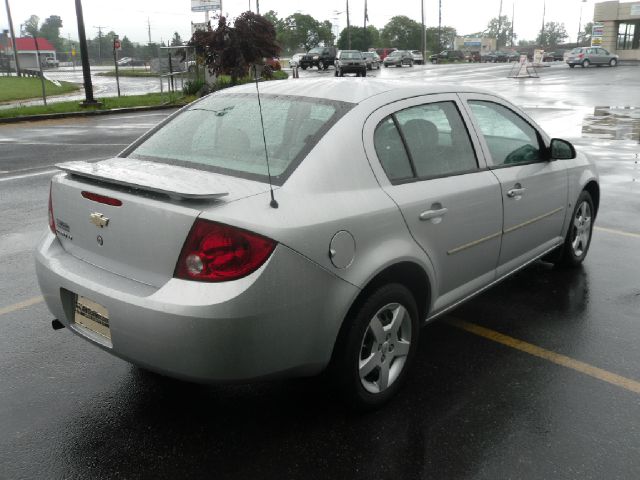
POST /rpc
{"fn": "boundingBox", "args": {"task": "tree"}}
[380,16,421,50]
[40,15,64,52]
[337,25,379,50]
[580,22,594,46]
[190,12,280,84]
[279,13,332,51]
[171,32,183,47]
[120,36,135,58]
[537,22,568,48]
[22,15,40,37]
[426,26,457,51]
[484,15,516,48]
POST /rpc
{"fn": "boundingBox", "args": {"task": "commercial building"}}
[453,36,496,53]
[0,37,57,69]
[594,1,640,61]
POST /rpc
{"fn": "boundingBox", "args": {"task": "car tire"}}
[332,283,420,409]
[431,59,437,64]
[582,59,590,68]
[553,190,595,268]
[409,61,414,67]
[569,64,575,68]
[301,66,307,70]
[334,69,338,77]
[318,60,325,70]
[339,70,344,77]
[610,58,618,67]
[384,64,389,68]
[362,69,366,77]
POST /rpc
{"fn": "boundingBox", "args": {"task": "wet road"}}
[1,64,640,479]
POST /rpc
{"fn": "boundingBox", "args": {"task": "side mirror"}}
[550,138,576,160]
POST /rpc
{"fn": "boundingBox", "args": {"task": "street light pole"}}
[421,0,425,61]
[346,0,351,49]
[74,0,99,105]
[577,0,587,45]
[4,0,21,76]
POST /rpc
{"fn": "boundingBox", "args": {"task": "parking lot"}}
[1,62,639,479]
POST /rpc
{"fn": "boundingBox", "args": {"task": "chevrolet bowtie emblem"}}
[90,212,109,228]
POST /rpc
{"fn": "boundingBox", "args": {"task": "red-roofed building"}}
[1,37,57,69]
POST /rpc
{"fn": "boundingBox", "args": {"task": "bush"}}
[183,79,206,96]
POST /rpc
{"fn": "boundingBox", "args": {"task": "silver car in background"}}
[362,51,381,70]
[566,47,619,68]
[37,79,598,408]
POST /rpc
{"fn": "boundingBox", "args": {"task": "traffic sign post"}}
[113,36,121,97]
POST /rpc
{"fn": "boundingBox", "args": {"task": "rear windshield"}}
[128,93,352,185]
[340,51,362,59]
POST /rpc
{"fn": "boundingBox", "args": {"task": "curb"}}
[0,103,183,125]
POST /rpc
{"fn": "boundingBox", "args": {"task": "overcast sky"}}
[1,0,614,47]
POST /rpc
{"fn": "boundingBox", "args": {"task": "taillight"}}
[81,191,123,206]
[174,220,276,282]
[48,184,56,234]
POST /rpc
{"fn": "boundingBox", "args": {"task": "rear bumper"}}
[35,232,358,383]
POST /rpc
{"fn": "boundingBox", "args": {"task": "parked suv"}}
[429,50,465,64]
[566,47,618,68]
[383,50,413,67]
[299,47,337,70]
[335,50,367,77]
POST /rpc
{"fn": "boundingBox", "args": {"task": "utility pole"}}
[147,17,152,44]
[497,0,503,49]
[540,0,546,45]
[577,0,587,45]
[4,0,21,76]
[511,2,515,47]
[421,0,425,61]
[94,25,106,64]
[346,0,351,49]
[256,0,259,15]
[74,0,99,105]
[438,0,442,51]
[33,34,47,106]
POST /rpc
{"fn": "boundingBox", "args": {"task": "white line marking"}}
[0,169,58,182]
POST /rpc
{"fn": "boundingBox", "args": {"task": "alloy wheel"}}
[571,201,592,257]
[358,302,412,394]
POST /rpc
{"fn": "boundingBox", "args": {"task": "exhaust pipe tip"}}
[51,319,65,330]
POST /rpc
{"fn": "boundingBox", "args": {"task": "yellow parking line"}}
[595,226,640,239]
[446,318,640,395]
[0,296,44,316]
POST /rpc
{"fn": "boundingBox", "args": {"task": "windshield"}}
[128,94,351,185]
[340,52,362,59]
[308,48,323,54]
[389,51,401,57]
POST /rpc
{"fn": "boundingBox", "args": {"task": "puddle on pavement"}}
[582,106,640,143]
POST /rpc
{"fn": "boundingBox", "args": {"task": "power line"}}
[93,25,107,63]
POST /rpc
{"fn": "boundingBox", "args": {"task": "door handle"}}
[507,186,526,198]
[420,207,448,221]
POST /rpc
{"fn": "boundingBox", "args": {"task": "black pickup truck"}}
[299,47,337,70]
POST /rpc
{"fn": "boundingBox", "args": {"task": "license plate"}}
[74,296,111,340]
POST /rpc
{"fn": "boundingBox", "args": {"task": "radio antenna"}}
[253,65,278,209]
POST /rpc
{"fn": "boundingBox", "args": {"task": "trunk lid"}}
[51,158,271,287]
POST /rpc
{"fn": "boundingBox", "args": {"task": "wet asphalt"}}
[1,63,639,479]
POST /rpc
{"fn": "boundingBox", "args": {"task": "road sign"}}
[71,48,76,57]
[191,0,221,12]
[113,39,121,51]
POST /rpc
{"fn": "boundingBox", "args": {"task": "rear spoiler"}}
[56,158,229,200]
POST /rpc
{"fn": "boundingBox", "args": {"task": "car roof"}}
[221,78,490,104]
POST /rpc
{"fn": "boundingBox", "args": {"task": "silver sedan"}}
[36,79,598,408]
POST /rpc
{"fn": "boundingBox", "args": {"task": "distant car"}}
[410,50,424,65]
[43,57,59,68]
[429,50,465,64]
[383,50,413,67]
[289,53,304,68]
[362,51,381,70]
[37,79,599,409]
[334,50,367,77]
[565,47,618,68]
[465,51,481,62]
[299,47,337,70]
[117,57,145,67]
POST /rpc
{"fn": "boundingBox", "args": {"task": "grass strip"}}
[0,92,196,120]
[0,77,80,102]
